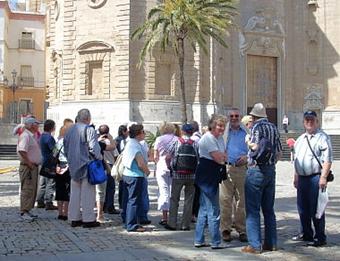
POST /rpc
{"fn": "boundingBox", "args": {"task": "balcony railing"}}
[18,76,34,87]
[18,39,35,49]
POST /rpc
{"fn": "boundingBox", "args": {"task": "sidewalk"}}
[0,160,339,261]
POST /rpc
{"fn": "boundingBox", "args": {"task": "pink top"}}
[17,129,42,165]
[286,138,296,148]
[154,134,177,173]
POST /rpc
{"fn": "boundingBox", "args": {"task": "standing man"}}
[17,117,42,221]
[64,108,102,228]
[293,110,332,247]
[220,108,249,242]
[282,114,289,133]
[37,119,58,210]
[97,124,120,215]
[242,103,282,254]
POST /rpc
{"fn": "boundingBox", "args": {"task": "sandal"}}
[159,220,167,226]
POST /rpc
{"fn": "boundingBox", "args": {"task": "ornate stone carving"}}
[239,8,285,57]
[303,84,323,111]
[87,0,107,9]
[244,8,284,35]
[53,1,59,21]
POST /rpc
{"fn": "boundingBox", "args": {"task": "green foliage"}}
[131,0,238,64]
[144,128,161,149]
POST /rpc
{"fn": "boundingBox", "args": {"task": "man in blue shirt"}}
[220,108,249,242]
[37,119,58,210]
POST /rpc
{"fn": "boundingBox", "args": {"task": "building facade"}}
[0,0,46,124]
[46,0,340,133]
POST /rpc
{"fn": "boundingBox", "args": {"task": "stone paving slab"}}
[0,160,339,261]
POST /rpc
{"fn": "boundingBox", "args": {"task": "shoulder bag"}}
[305,136,334,182]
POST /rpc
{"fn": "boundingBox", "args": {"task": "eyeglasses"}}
[230,115,239,118]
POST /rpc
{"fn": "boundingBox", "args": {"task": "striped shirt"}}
[248,118,282,165]
[294,130,333,176]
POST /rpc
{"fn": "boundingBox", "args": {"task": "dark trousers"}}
[118,180,124,209]
[104,174,116,210]
[192,184,201,217]
[297,175,326,242]
[122,176,144,231]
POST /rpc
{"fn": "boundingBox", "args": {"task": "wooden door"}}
[247,55,278,125]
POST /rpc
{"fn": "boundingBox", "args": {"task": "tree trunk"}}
[177,38,187,123]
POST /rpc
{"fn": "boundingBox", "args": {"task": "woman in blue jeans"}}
[121,124,150,232]
[194,115,227,249]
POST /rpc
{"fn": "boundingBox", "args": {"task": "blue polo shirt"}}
[226,128,248,164]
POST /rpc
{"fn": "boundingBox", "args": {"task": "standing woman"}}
[122,124,150,232]
[154,122,177,225]
[55,123,72,220]
[194,115,227,249]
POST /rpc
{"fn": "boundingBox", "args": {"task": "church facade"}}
[46,0,340,133]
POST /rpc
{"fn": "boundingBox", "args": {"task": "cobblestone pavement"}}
[0,160,339,261]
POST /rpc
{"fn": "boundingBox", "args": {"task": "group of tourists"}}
[15,102,333,253]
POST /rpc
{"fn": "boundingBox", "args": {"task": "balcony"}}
[18,76,34,87]
[18,39,35,49]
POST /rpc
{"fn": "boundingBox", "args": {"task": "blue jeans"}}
[36,176,55,204]
[245,165,277,250]
[121,177,149,224]
[297,175,326,242]
[194,189,221,247]
[104,174,116,210]
[122,176,144,231]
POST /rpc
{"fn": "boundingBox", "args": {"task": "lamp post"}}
[3,69,23,123]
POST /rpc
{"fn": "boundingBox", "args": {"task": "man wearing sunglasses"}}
[220,108,249,243]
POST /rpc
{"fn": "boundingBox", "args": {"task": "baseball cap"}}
[24,117,41,125]
[303,110,317,119]
[181,123,194,133]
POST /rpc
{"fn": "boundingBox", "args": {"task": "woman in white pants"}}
[154,122,178,225]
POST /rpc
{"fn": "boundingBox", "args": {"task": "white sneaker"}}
[21,212,34,221]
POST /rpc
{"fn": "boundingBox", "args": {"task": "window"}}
[18,99,33,116]
[19,32,35,49]
[20,65,34,86]
[85,61,103,95]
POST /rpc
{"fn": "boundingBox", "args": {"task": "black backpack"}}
[171,138,198,174]
[249,137,274,165]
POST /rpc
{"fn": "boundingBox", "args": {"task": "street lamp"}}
[3,69,23,123]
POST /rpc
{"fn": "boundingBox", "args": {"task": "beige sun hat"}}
[249,103,267,118]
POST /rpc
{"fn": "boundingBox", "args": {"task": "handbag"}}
[87,159,107,185]
[39,166,57,179]
[111,153,125,182]
[305,136,334,182]
[85,126,107,185]
[39,145,64,179]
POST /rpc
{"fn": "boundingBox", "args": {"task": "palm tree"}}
[131,0,237,123]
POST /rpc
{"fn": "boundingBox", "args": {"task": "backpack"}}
[249,137,274,165]
[171,138,198,174]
